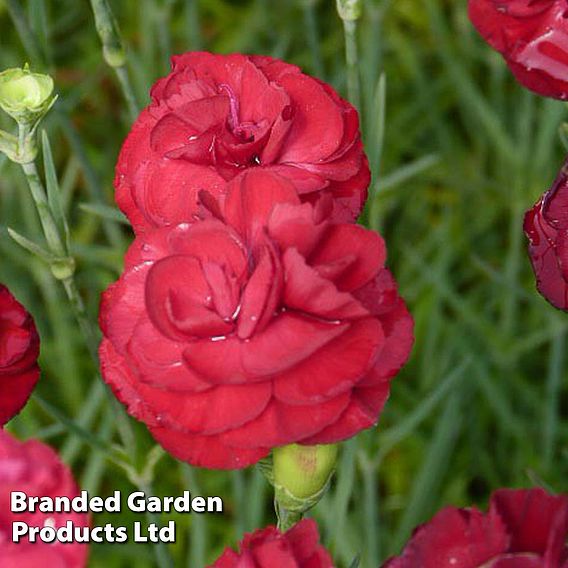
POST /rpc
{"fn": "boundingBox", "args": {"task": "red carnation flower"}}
[0,285,40,426]
[468,0,568,99]
[524,157,568,310]
[208,519,333,568]
[99,170,413,469]
[115,51,370,232]
[0,430,89,567]
[383,487,568,568]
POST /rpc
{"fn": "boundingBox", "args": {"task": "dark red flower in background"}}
[0,285,39,426]
[383,487,568,568]
[208,519,333,568]
[99,170,413,469]
[116,51,370,232]
[0,430,89,567]
[468,0,568,99]
[524,157,568,310]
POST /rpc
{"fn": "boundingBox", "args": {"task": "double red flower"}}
[0,285,40,426]
[384,487,568,568]
[209,519,333,567]
[468,0,568,99]
[467,5,568,309]
[525,156,568,310]
[116,52,370,231]
[0,430,89,567]
[101,52,413,469]
[100,171,413,469]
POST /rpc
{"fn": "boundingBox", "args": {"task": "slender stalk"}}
[342,18,361,110]
[232,470,246,538]
[359,453,380,566]
[182,465,207,568]
[114,64,139,122]
[138,479,174,568]
[184,0,202,49]
[21,153,141,466]
[302,0,324,78]
[20,158,101,361]
[90,0,140,122]
[21,161,66,256]
[60,276,99,361]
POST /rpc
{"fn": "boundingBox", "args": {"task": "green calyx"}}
[0,65,56,125]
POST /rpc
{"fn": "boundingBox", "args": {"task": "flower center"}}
[218,83,241,133]
[218,83,264,151]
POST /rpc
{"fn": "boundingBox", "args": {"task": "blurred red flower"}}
[468,0,568,99]
[208,519,333,568]
[524,157,568,310]
[383,487,568,568]
[99,170,413,469]
[0,430,89,567]
[0,285,39,426]
[115,51,370,232]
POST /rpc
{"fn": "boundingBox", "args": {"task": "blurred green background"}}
[1,0,567,566]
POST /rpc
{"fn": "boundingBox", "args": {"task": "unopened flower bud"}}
[0,66,56,126]
[272,443,338,530]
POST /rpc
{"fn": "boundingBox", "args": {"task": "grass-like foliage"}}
[0,1,566,566]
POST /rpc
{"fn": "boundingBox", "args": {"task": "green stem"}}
[302,0,324,78]
[61,276,99,362]
[114,65,139,123]
[184,0,202,49]
[342,18,361,110]
[138,479,174,568]
[90,0,139,122]
[21,158,102,360]
[182,465,207,568]
[22,155,139,463]
[21,160,66,256]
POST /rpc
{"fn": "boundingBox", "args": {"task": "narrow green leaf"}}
[393,392,464,553]
[34,395,122,460]
[7,227,58,263]
[79,202,130,225]
[377,358,470,461]
[375,154,439,194]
